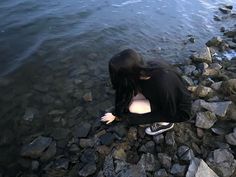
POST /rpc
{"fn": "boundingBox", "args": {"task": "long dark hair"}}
[108,49,185,116]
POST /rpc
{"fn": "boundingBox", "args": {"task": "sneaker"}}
[145,123,174,135]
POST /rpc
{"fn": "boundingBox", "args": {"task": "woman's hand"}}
[100,113,116,124]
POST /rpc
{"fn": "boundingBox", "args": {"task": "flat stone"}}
[186,158,219,177]
[200,100,232,117]
[170,163,187,177]
[78,163,97,177]
[138,153,160,172]
[21,136,52,158]
[73,122,91,138]
[177,145,195,161]
[191,46,212,63]
[195,111,217,129]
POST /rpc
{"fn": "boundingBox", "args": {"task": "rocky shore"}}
[0,4,236,177]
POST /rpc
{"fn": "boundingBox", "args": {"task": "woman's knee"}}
[129,99,151,114]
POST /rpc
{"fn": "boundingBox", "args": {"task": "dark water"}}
[0,0,236,175]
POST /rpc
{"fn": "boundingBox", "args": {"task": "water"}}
[0,0,236,175]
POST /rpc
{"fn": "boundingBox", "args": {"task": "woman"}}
[101,49,192,135]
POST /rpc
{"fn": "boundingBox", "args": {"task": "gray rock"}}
[191,46,212,63]
[23,108,39,121]
[182,76,194,86]
[32,160,39,171]
[200,100,232,117]
[165,131,175,146]
[192,99,203,113]
[157,153,172,169]
[103,155,115,177]
[100,133,116,146]
[210,82,222,91]
[79,138,95,148]
[207,148,236,177]
[226,103,236,121]
[50,128,70,140]
[40,141,56,162]
[221,79,236,96]
[21,136,52,158]
[54,158,69,170]
[80,149,97,164]
[138,141,155,154]
[116,163,147,177]
[170,163,187,177]
[78,163,97,177]
[177,145,194,161]
[182,65,197,75]
[97,171,105,177]
[225,130,236,145]
[195,111,217,129]
[138,153,159,172]
[107,123,127,138]
[154,169,168,177]
[114,160,129,173]
[186,158,219,177]
[153,134,164,144]
[206,37,222,47]
[73,122,91,138]
[83,92,93,102]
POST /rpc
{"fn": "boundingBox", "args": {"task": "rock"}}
[186,158,219,177]
[32,160,39,171]
[96,145,111,155]
[153,134,164,144]
[191,46,212,63]
[200,100,232,117]
[69,144,80,152]
[224,30,236,38]
[182,76,194,86]
[78,163,97,177]
[107,123,127,138]
[54,158,69,170]
[83,92,93,102]
[170,163,187,177]
[157,153,172,169]
[207,148,236,177]
[226,103,236,121]
[177,145,195,161]
[221,79,236,96]
[219,7,231,14]
[48,110,66,115]
[195,111,217,129]
[50,128,70,140]
[194,85,214,98]
[154,169,168,177]
[138,141,155,154]
[165,131,175,146]
[114,160,129,173]
[113,148,126,161]
[116,163,147,177]
[182,65,197,75]
[225,130,236,145]
[40,141,56,162]
[192,99,203,113]
[211,82,222,91]
[99,133,116,146]
[196,128,204,138]
[220,27,225,32]
[214,15,221,21]
[103,155,115,177]
[79,138,95,148]
[73,122,91,138]
[21,136,52,158]
[23,108,39,121]
[138,153,160,172]
[80,149,97,164]
[127,127,137,142]
[206,37,222,47]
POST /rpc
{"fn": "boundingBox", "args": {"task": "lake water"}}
[0,0,236,175]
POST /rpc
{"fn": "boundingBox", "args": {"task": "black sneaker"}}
[145,123,174,135]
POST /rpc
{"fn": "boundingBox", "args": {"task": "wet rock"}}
[224,30,236,38]
[191,46,212,64]
[138,153,160,172]
[182,65,197,75]
[116,163,147,177]
[211,82,222,91]
[23,108,39,121]
[214,15,221,21]
[170,163,187,177]
[40,141,56,162]
[194,85,214,98]
[80,148,97,164]
[99,132,116,145]
[78,163,97,177]
[138,141,155,154]
[182,76,194,86]
[225,129,236,145]
[113,148,126,161]
[157,153,172,169]
[103,155,115,177]
[154,169,168,177]
[206,37,222,47]
[21,136,52,158]
[79,138,95,148]
[73,122,91,138]
[153,134,164,144]
[127,127,138,141]
[207,148,236,177]
[186,157,219,177]
[195,111,217,129]
[200,100,232,117]
[165,131,175,146]
[219,7,231,14]
[83,92,93,102]
[177,145,194,161]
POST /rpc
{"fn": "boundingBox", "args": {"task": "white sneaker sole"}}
[145,124,174,136]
